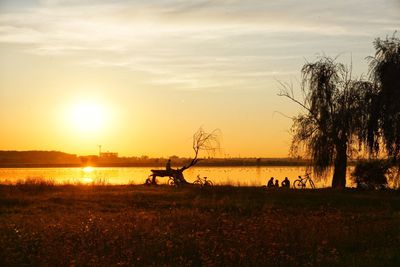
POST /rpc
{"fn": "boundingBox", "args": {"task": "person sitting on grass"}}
[267,177,274,187]
[274,179,279,187]
[281,177,290,188]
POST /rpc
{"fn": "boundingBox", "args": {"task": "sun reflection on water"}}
[81,167,95,183]
[83,166,94,173]
[82,177,94,183]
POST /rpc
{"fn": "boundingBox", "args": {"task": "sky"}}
[0,0,399,157]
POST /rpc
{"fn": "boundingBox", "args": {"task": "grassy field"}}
[1,183,400,266]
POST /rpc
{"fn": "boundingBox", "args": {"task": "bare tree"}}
[147,128,220,185]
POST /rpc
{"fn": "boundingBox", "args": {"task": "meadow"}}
[1,181,399,266]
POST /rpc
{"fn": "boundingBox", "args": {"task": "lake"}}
[0,166,357,187]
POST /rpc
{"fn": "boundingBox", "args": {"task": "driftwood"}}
[146,128,220,186]
[147,168,188,185]
[146,150,199,185]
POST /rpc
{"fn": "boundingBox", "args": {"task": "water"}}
[0,166,356,187]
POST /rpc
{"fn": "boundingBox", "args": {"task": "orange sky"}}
[0,0,398,157]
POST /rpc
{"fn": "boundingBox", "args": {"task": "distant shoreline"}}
[0,161,357,168]
[0,150,361,168]
[0,162,306,168]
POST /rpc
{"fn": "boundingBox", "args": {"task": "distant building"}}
[100,152,118,158]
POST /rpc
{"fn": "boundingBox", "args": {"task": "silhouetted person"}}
[267,177,274,187]
[166,159,171,171]
[281,177,290,188]
[274,179,279,187]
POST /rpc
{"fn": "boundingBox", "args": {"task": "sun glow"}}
[69,101,107,133]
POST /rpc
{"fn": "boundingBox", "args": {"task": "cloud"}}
[0,0,398,91]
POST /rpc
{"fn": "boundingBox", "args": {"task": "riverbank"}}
[1,185,399,266]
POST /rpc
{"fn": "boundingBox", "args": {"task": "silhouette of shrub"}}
[351,160,389,189]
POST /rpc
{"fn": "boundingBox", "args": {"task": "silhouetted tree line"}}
[0,150,310,167]
[0,151,80,165]
[280,33,400,188]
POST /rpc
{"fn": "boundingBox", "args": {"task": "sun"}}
[69,101,106,133]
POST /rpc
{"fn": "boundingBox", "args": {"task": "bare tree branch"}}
[272,111,295,120]
[277,80,312,113]
[179,128,221,171]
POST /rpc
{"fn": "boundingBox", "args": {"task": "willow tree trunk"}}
[331,142,347,188]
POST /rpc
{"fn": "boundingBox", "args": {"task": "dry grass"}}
[0,184,399,266]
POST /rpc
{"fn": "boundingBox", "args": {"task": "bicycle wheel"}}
[193,180,202,186]
[167,177,175,186]
[309,179,316,189]
[293,180,303,189]
[204,180,213,187]
[145,175,153,185]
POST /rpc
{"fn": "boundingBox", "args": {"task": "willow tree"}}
[280,57,370,188]
[366,34,400,160]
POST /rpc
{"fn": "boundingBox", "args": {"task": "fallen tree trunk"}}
[146,128,220,186]
[149,169,188,185]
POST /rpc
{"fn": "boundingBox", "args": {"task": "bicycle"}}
[293,173,316,189]
[145,175,154,185]
[145,175,179,187]
[193,175,213,187]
